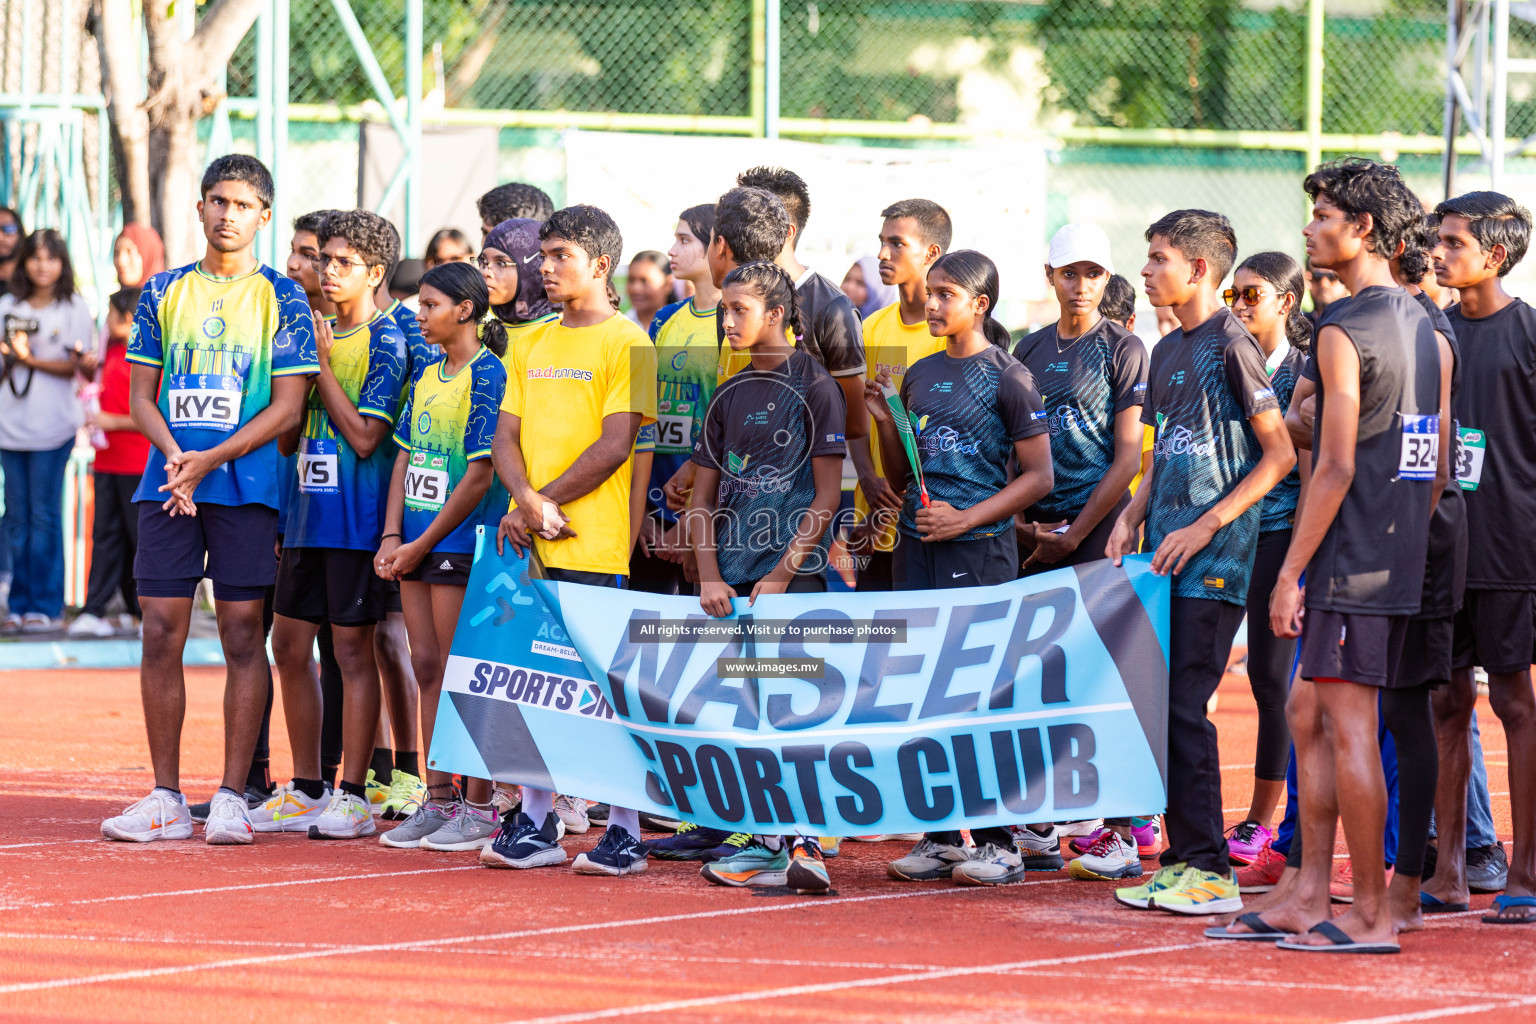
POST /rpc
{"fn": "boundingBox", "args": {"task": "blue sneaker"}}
[479,811,566,869]
[703,831,756,863]
[573,825,649,876]
[700,839,789,887]
[645,821,735,861]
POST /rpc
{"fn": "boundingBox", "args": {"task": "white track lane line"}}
[0,866,480,910]
[0,840,99,851]
[0,880,1067,995]
[1004,966,1526,1004]
[1329,997,1536,1024]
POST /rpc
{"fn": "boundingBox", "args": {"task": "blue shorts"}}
[134,501,278,602]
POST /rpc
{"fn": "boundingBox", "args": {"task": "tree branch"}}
[189,0,265,85]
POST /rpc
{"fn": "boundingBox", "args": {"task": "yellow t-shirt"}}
[501,314,658,574]
[1129,423,1156,494]
[858,302,946,552]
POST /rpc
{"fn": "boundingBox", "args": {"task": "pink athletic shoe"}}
[1226,820,1274,866]
[1132,818,1162,858]
[1069,827,1111,856]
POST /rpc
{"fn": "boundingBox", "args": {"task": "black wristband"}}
[381,532,402,541]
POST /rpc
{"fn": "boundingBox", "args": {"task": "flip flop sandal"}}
[1419,891,1470,914]
[1204,912,1287,941]
[1275,919,1400,954]
[1482,894,1536,925]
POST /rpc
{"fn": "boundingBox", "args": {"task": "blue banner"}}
[429,530,1170,836]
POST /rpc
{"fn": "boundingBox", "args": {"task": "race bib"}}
[404,448,450,511]
[655,408,694,452]
[168,373,242,431]
[298,437,339,494]
[1457,426,1486,490]
[1398,414,1439,481]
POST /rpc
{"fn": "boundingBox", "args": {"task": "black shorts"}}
[1453,588,1536,674]
[135,501,278,601]
[273,547,387,626]
[402,549,474,586]
[727,572,826,594]
[902,529,1017,590]
[384,579,403,614]
[1418,488,1467,620]
[1020,491,1130,577]
[544,567,626,588]
[1300,609,1409,688]
[1399,616,1454,689]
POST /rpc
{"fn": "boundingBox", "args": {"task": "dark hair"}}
[477,182,555,226]
[0,207,20,229]
[1099,274,1136,326]
[880,198,953,253]
[293,209,339,235]
[1236,251,1311,351]
[721,261,803,341]
[630,250,671,277]
[1434,190,1532,276]
[1303,158,1417,262]
[317,209,399,271]
[201,154,274,209]
[109,286,142,317]
[419,262,507,357]
[712,186,790,265]
[540,205,624,305]
[679,203,715,245]
[1397,212,1440,286]
[10,229,75,301]
[424,227,470,263]
[1145,209,1237,283]
[929,249,1009,348]
[736,166,811,236]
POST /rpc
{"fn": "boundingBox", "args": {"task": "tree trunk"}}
[91,0,151,225]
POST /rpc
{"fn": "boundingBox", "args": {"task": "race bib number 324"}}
[168,373,242,431]
[404,449,450,511]
[1398,414,1439,481]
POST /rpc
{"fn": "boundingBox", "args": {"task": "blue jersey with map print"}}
[1142,307,1279,605]
[691,349,846,584]
[285,311,409,550]
[898,345,1048,542]
[1256,343,1306,533]
[127,262,317,508]
[1012,318,1148,519]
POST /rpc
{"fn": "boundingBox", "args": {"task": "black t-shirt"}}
[1306,286,1440,615]
[1258,344,1307,533]
[1447,299,1536,589]
[1415,290,1466,618]
[898,344,1048,541]
[1141,307,1279,606]
[691,348,847,584]
[795,270,866,379]
[1012,317,1148,520]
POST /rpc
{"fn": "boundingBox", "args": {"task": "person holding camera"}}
[0,228,95,632]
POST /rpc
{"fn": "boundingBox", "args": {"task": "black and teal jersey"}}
[1257,343,1307,533]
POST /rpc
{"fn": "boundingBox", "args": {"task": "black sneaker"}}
[638,810,682,832]
[1467,842,1509,893]
[189,782,274,823]
[587,802,610,823]
[479,811,566,869]
[573,824,649,876]
[645,821,735,861]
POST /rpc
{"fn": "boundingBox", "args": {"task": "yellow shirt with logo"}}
[858,302,946,552]
[501,314,658,574]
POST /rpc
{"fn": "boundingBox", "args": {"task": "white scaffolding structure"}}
[1443,0,1536,196]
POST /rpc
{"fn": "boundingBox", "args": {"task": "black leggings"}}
[1245,529,1295,781]
[1381,683,1437,878]
[317,622,345,775]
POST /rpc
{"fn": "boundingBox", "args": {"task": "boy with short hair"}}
[1105,209,1295,913]
[477,182,555,237]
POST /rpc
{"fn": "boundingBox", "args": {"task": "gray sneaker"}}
[420,801,499,852]
[887,836,973,881]
[379,799,454,848]
[1468,842,1509,893]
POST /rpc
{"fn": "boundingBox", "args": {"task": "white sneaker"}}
[554,794,590,835]
[102,788,195,842]
[20,612,58,633]
[308,791,377,840]
[204,789,255,845]
[1069,830,1144,881]
[951,841,1028,886]
[1056,819,1105,837]
[250,781,329,833]
[67,612,115,637]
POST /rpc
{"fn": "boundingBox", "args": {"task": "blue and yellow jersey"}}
[649,299,718,521]
[382,299,440,385]
[285,311,409,550]
[127,261,317,508]
[392,345,507,555]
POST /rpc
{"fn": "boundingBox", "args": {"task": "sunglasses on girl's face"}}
[1223,286,1268,307]
[0,224,19,235]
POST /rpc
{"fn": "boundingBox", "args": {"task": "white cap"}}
[1047,223,1115,275]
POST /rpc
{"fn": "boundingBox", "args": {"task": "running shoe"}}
[1226,820,1274,866]
[204,788,255,845]
[1467,842,1510,893]
[851,834,924,842]
[67,612,115,637]
[1330,859,1394,903]
[887,835,973,881]
[787,838,831,894]
[250,781,329,833]
[554,794,590,835]
[1069,827,1111,856]
[645,822,735,861]
[189,782,274,824]
[101,788,194,843]
[588,802,610,824]
[380,769,427,821]
[952,840,1028,886]
[573,825,649,876]
[817,836,842,858]
[1011,825,1066,870]
[1237,842,1289,893]
[489,783,521,818]
[378,799,454,849]
[1057,819,1105,838]
[1069,830,1145,881]
[421,801,498,852]
[308,792,377,840]
[365,770,388,812]
[1132,817,1163,858]
[480,811,567,869]
[703,831,757,863]
[638,810,683,832]
[701,840,788,887]
[1115,862,1188,909]
[1152,867,1243,915]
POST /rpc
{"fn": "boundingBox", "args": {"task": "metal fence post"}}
[1304,0,1325,179]
[273,0,290,269]
[750,0,766,137]
[764,0,780,140]
[405,0,423,255]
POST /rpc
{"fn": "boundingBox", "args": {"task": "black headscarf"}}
[482,217,553,324]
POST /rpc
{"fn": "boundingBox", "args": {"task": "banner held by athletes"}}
[428,530,1171,836]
